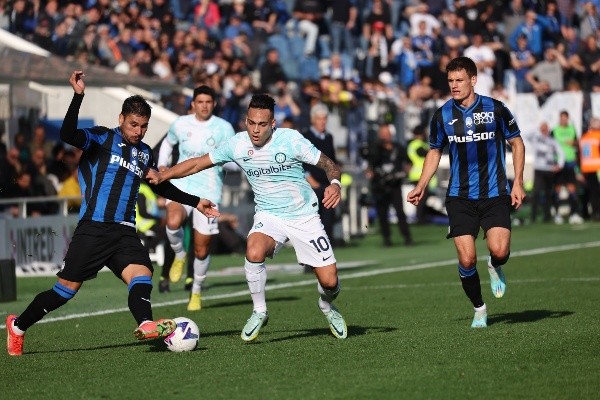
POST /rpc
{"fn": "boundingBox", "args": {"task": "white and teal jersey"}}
[167,114,235,202]
[209,128,321,219]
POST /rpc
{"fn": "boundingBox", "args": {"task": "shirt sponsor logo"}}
[448,131,496,143]
[473,111,495,125]
[110,154,144,177]
[246,164,292,177]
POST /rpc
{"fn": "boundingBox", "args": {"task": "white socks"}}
[318,281,340,313]
[166,227,185,257]
[191,256,210,294]
[244,258,267,313]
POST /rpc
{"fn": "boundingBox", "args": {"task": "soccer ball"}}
[164,317,200,352]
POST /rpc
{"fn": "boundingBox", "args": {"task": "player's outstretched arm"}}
[315,153,342,209]
[508,136,526,209]
[407,149,442,205]
[147,154,215,185]
[60,70,87,148]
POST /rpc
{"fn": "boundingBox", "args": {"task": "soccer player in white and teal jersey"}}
[148,94,348,341]
[157,85,235,311]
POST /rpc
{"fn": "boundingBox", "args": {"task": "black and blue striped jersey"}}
[75,126,155,224]
[429,94,521,200]
[60,93,201,225]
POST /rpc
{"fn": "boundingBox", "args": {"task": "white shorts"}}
[166,199,219,235]
[248,211,336,268]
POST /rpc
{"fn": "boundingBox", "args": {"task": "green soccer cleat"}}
[241,311,269,342]
[487,256,506,298]
[324,305,348,339]
[471,308,488,328]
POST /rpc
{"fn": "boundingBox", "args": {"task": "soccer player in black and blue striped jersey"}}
[6,71,219,356]
[407,57,526,328]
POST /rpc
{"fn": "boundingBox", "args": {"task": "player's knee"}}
[490,251,510,267]
[245,247,266,263]
[458,256,477,269]
[194,247,210,260]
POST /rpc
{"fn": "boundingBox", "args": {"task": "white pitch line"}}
[1,241,599,329]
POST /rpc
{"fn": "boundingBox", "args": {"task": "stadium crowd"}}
[1,0,600,224]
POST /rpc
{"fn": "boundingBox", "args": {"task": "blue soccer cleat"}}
[487,256,506,298]
[471,307,488,328]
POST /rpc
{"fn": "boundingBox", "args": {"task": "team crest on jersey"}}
[187,131,192,137]
[248,149,254,156]
[275,153,286,163]
[131,147,137,159]
[138,151,149,164]
[465,117,473,128]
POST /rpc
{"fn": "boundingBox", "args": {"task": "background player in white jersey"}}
[148,94,348,341]
[157,85,235,311]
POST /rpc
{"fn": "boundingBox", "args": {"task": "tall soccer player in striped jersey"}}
[157,85,234,311]
[407,57,526,328]
[5,71,219,356]
[148,94,348,341]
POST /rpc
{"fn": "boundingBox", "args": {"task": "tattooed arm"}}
[314,153,342,209]
[315,153,341,182]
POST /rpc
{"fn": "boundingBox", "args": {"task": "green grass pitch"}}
[1,222,599,399]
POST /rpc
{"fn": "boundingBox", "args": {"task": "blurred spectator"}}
[29,124,55,159]
[363,123,413,247]
[509,9,544,59]
[569,35,600,92]
[57,149,82,214]
[510,34,537,93]
[411,20,436,75]
[302,103,338,242]
[578,117,600,220]
[13,132,31,165]
[5,171,44,217]
[464,33,496,96]
[364,21,389,79]
[441,10,469,53]
[578,1,600,40]
[551,110,583,224]
[526,46,568,104]
[456,0,487,37]
[259,47,288,90]
[529,122,564,223]
[194,0,221,38]
[536,1,562,50]
[288,0,325,56]
[328,0,358,56]
[481,18,510,86]
[390,35,417,90]
[274,88,301,126]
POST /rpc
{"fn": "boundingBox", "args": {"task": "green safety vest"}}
[407,138,427,182]
[136,183,158,233]
[552,124,577,162]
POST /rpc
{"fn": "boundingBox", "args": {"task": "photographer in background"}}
[363,123,413,247]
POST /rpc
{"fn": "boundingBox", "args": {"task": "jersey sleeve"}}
[209,140,235,165]
[293,132,321,165]
[499,102,521,140]
[166,119,180,145]
[429,109,448,150]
